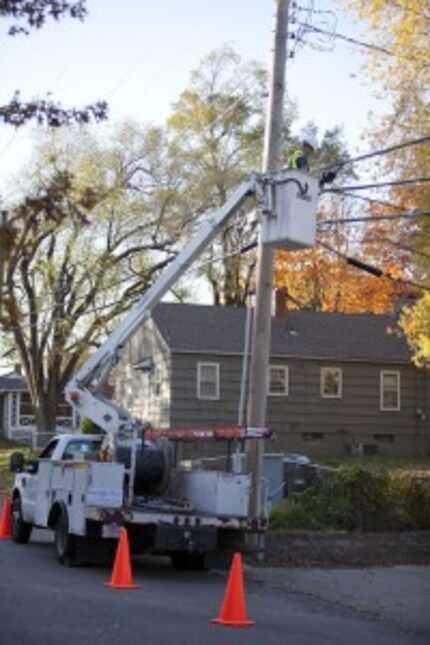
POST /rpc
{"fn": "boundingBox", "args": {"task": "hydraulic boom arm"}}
[65,175,259,436]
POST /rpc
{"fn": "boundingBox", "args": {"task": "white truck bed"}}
[33,459,250,537]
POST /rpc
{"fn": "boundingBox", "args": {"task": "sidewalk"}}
[246,564,430,636]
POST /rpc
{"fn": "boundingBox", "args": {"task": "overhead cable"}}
[317,135,430,174]
[362,237,430,262]
[319,240,430,293]
[324,176,430,194]
[331,191,406,212]
[318,209,430,226]
[298,22,394,56]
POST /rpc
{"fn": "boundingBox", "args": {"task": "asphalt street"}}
[0,530,427,645]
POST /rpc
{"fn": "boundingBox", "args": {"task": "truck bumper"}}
[153,525,218,552]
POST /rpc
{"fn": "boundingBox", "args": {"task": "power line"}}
[318,209,430,226]
[298,22,394,56]
[317,135,430,174]
[324,176,430,194]
[332,191,406,212]
[319,240,430,293]
[362,236,430,262]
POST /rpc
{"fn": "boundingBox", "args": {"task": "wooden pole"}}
[0,210,8,319]
[246,0,290,520]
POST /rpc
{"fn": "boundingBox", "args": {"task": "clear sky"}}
[0,1,390,372]
[0,0,387,196]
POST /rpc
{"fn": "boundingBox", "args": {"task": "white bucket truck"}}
[9,170,318,568]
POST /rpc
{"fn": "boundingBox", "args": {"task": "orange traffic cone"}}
[211,552,255,627]
[0,496,13,540]
[105,527,139,590]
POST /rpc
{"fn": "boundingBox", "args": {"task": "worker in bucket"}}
[286,134,318,172]
[286,134,338,188]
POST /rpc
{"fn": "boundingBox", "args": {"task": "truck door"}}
[22,438,59,522]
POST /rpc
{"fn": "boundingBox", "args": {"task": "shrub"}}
[80,417,105,435]
[270,466,430,532]
[391,472,430,530]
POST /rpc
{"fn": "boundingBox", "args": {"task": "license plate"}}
[102,524,121,539]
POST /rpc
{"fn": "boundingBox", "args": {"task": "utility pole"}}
[0,209,8,319]
[246,0,290,520]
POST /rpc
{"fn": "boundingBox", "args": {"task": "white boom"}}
[65,175,259,434]
[65,169,319,441]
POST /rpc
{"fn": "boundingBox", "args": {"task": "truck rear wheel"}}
[54,509,77,567]
[170,552,207,571]
[11,494,32,544]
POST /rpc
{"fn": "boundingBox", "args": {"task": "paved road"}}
[247,564,430,636]
[0,530,427,645]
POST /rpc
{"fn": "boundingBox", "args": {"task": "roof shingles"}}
[0,371,28,392]
[152,303,411,363]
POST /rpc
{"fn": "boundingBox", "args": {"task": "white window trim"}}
[197,362,220,400]
[380,370,401,411]
[320,367,343,399]
[268,365,289,396]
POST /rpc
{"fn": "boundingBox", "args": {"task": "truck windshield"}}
[39,439,59,459]
[63,440,102,461]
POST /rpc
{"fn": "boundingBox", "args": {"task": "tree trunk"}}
[35,394,58,436]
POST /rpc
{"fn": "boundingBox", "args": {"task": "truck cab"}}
[11,434,103,536]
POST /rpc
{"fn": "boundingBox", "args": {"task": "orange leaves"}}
[274,246,401,314]
[274,204,409,315]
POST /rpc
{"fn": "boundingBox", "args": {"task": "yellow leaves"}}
[72,185,101,211]
[346,0,430,90]
[399,293,430,367]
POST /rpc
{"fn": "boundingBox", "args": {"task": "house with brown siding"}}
[112,300,430,459]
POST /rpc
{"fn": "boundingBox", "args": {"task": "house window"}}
[302,432,325,442]
[380,371,401,411]
[373,434,395,444]
[197,363,220,400]
[18,392,74,427]
[18,392,35,426]
[152,368,162,397]
[268,366,289,396]
[321,367,342,399]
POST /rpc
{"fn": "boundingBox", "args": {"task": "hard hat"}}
[302,134,318,151]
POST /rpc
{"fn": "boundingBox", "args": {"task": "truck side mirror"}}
[9,451,25,473]
[26,460,39,475]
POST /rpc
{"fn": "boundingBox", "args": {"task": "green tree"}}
[167,46,354,305]
[0,125,186,433]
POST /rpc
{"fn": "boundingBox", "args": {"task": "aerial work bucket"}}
[261,170,319,251]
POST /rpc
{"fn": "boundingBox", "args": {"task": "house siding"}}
[169,353,430,458]
[0,391,77,447]
[0,395,5,438]
[113,318,171,428]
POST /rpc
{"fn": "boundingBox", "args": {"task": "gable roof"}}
[152,303,411,364]
[0,371,28,392]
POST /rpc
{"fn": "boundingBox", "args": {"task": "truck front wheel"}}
[54,509,77,566]
[11,494,32,544]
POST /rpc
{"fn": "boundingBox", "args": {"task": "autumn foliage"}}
[274,205,409,313]
[274,248,402,314]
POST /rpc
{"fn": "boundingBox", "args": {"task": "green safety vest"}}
[287,148,305,170]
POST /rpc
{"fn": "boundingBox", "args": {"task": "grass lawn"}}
[0,438,33,496]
